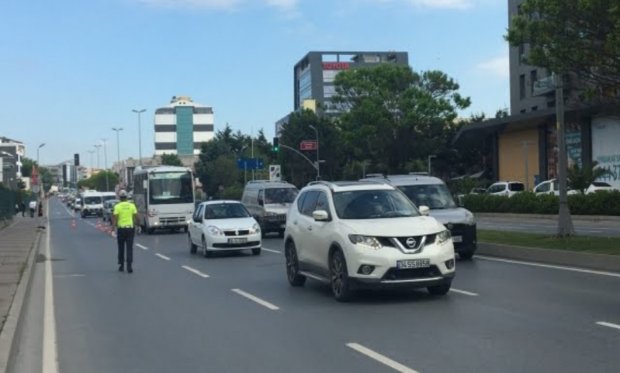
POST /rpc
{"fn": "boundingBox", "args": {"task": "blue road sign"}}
[236,158,264,170]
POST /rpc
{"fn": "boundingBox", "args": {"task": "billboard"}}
[591,116,620,189]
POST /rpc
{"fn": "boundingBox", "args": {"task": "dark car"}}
[102,199,119,222]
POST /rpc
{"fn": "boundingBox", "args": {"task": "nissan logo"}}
[405,237,417,248]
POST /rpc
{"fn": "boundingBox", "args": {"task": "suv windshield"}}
[264,188,298,204]
[333,189,420,219]
[397,184,457,209]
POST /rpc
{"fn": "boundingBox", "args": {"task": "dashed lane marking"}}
[596,321,620,331]
[231,288,279,311]
[476,256,620,278]
[155,253,171,261]
[450,288,479,296]
[182,265,210,278]
[346,343,418,373]
[262,248,281,254]
[136,244,148,250]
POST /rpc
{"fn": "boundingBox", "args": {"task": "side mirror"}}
[419,205,430,216]
[312,210,330,221]
[194,216,202,223]
[258,198,264,206]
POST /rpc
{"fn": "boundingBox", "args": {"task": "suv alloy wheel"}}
[285,241,306,286]
[330,250,352,302]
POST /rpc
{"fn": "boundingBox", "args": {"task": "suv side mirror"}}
[419,205,430,216]
[312,210,330,221]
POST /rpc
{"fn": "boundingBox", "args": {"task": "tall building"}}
[0,136,25,189]
[293,51,409,114]
[154,96,214,156]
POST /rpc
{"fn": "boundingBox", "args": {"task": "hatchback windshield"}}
[204,203,251,219]
[333,189,420,219]
[397,184,457,209]
[264,188,298,204]
[84,196,101,205]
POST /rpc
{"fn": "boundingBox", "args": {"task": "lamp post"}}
[308,125,320,180]
[427,155,436,175]
[36,143,45,194]
[112,127,123,171]
[87,149,95,175]
[132,109,146,166]
[101,139,109,191]
[94,144,101,169]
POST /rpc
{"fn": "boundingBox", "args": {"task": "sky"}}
[0,0,510,165]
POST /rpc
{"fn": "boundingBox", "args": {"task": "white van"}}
[361,174,477,260]
[80,190,103,218]
[241,180,299,237]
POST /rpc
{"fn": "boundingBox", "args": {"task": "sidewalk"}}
[0,214,44,372]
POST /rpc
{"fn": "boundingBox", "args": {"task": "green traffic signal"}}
[272,137,280,152]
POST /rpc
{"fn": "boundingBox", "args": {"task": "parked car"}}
[533,179,578,196]
[486,181,525,197]
[586,181,615,194]
[102,199,119,222]
[188,200,261,257]
[284,180,455,301]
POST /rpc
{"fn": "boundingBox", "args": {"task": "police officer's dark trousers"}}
[117,228,135,266]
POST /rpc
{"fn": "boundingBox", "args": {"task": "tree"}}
[567,161,610,193]
[506,0,620,96]
[331,64,470,174]
[77,171,119,191]
[20,158,35,177]
[161,153,182,166]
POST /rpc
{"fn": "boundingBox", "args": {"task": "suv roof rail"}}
[408,172,429,175]
[307,180,333,187]
[364,173,385,178]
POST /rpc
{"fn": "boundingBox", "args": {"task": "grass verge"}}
[478,230,620,256]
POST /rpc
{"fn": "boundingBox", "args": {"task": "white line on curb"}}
[43,215,59,373]
[476,256,620,278]
[231,288,279,310]
[596,321,620,331]
[155,253,171,261]
[182,265,210,278]
[262,248,281,254]
[450,288,479,296]
[346,343,418,373]
[136,244,148,250]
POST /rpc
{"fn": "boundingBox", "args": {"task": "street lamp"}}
[427,155,436,175]
[132,109,146,166]
[94,144,102,169]
[87,149,95,175]
[36,143,45,168]
[112,127,123,171]
[101,138,109,191]
[308,125,320,180]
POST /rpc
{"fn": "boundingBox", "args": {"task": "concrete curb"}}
[477,242,620,273]
[0,221,44,373]
[475,212,620,222]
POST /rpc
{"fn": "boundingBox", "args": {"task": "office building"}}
[154,96,214,156]
[0,136,25,189]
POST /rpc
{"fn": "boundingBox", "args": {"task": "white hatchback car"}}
[188,201,261,257]
[284,181,455,301]
[486,181,525,197]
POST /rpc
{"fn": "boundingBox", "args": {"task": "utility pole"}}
[555,73,574,237]
[102,139,109,192]
[309,125,320,180]
[132,109,146,166]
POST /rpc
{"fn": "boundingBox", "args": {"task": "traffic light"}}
[74,153,80,166]
[272,137,280,152]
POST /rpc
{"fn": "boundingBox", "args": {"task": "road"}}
[476,214,620,237]
[10,197,620,373]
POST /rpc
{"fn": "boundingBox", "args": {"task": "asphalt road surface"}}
[10,197,620,373]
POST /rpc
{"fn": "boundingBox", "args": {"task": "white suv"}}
[284,181,456,301]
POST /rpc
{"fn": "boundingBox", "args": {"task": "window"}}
[519,74,526,99]
[530,70,537,94]
[300,191,319,216]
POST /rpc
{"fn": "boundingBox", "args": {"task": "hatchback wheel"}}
[202,237,211,258]
[188,234,197,254]
[285,241,306,286]
[330,250,352,301]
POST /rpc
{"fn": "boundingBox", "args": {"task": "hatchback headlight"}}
[437,229,451,244]
[348,234,382,250]
[207,225,224,236]
[249,223,261,234]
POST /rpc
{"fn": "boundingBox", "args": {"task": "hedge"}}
[461,191,620,216]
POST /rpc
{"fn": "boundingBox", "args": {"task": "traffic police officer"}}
[111,190,139,273]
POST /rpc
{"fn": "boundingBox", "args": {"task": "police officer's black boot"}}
[127,263,133,273]
[118,264,124,272]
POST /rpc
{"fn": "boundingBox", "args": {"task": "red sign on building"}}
[322,62,350,70]
[300,140,318,151]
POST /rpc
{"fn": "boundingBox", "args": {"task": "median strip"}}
[182,265,209,278]
[346,343,418,373]
[231,288,279,311]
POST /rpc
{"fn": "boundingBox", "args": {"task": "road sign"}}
[269,165,281,181]
[236,158,264,170]
[300,140,318,151]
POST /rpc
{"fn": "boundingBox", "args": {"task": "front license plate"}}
[397,259,430,269]
[452,235,462,243]
[228,237,247,244]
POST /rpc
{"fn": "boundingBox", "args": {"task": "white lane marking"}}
[155,253,171,261]
[54,274,86,278]
[231,288,279,311]
[596,321,620,331]
[262,248,281,254]
[43,210,59,373]
[346,343,418,373]
[476,256,620,278]
[136,243,148,250]
[450,288,479,296]
[182,265,210,278]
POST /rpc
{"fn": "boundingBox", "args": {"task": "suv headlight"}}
[436,229,451,244]
[207,225,224,236]
[249,223,261,234]
[348,234,382,250]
